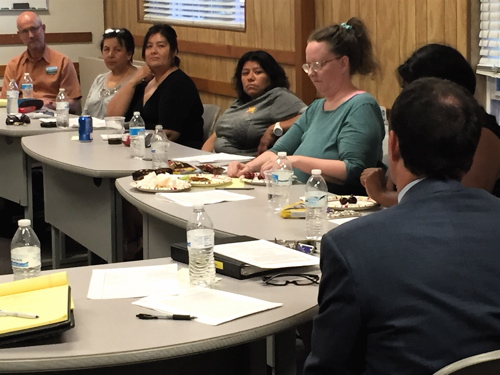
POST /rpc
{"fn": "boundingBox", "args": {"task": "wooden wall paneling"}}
[357,0,378,103]
[274,1,294,52]
[252,0,265,48]
[415,0,428,50]
[444,0,458,48]
[373,0,399,108]
[456,0,471,59]
[399,0,417,63]
[427,0,445,44]
[295,0,316,105]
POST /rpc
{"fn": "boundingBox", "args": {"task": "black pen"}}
[136,313,196,320]
[215,187,255,190]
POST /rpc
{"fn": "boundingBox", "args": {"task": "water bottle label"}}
[20,83,33,90]
[129,127,146,136]
[305,194,327,207]
[11,246,41,268]
[56,101,69,110]
[187,229,214,249]
[272,171,292,185]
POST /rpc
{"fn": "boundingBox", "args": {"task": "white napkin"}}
[69,117,106,129]
[156,190,254,207]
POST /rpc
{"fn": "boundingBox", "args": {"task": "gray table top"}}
[21,131,213,178]
[0,259,318,372]
[116,177,339,242]
[0,108,74,137]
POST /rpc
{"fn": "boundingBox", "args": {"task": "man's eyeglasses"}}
[99,87,119,99]
[104,28,125,36]
[18,25,42,36]
[302,59,335,74]
[262,273,320,286]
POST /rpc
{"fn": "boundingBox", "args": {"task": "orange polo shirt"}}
[1,46,81,101]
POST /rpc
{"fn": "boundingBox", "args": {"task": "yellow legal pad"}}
[0,272,74,343]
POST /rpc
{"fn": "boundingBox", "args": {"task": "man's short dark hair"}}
[390,77,482,180]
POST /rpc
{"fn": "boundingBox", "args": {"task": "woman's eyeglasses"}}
[99,87,119,99]
[261,273,320,286]
[302,59,336,74]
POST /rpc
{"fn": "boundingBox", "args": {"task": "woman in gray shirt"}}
[202,50,306,156]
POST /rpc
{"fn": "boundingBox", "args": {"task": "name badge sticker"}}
[46,66,57,75]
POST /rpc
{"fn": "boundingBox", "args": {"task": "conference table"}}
[0,108,71,224]
[0,258,319,375]
[115,178,339,259]
[21,131,215,266]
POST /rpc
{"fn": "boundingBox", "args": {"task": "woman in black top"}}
[107,24,204,149]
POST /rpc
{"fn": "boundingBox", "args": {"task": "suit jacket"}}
[303,179,500,375]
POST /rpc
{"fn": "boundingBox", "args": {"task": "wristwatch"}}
[273,122,283,137]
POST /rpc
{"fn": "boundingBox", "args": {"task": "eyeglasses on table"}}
[261,273,320,286]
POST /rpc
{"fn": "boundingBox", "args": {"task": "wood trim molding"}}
[0,32,92,46]
[294,0,316,104]
[134,35,296,65]
[191,77,235,97]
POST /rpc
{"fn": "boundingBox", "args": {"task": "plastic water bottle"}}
[10,219,41,280]
[151,124,170,168]
[305,169,328,240]
[20,72,33,99]
[270,151,293,213]
[129,111,146,159]
[6,79,19,114]
[186,204,215,287]
[56,88,70,128]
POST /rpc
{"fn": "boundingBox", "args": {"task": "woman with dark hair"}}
[82,28,137,119]
[228,18,385,194]
[361,43,500,205]
[202,50,306,156]
[107,24,204,149]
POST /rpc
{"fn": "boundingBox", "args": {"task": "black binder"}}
[171,236,272,280]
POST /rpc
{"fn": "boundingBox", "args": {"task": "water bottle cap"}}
[59,88,65,92]
[193,203,204,210]
[155,124,163,130]
[311,169,321,175]
[18,219,31,227]
[277,151,287,157]
[133,111,140,116]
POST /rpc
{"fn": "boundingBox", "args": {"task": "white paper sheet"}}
[173,153,253,163]
[87,264,180,299]
[69,117,106,129]
[329,217,358,225]
[214,240,320,269]
[155,190,254,207]
[133,288,282,325]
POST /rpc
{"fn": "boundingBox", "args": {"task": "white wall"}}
[0,0,105,66]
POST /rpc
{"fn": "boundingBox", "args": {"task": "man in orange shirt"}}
[1,11,81,114]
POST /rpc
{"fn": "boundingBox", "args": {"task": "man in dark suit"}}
[303,77,500,375]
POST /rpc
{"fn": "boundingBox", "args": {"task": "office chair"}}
[433,350,500,375]
[202,104,220,142]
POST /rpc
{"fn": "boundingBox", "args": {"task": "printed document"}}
[134,287,282,325]
[214,239,320,269]
[87,264,180,299]
[156,190,254,207]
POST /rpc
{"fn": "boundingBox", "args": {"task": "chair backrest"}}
[202,104,220,142]
[433,350,500,375]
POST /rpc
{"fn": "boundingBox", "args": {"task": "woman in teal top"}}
[227,18,384,195]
